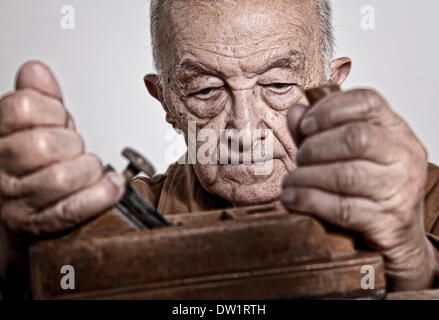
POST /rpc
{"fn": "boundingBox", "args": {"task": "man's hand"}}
[281,88,437,291]
[0,61,125,238]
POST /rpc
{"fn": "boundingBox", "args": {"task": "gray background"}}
[0,0,437,173]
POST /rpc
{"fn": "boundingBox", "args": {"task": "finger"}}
[282,160,405,200]
[15,61,63,101]
[28,171,126,235]
[280,186,378,232]
[0,127,84,176]
[287,104,308,147]
[15,60,76,129]
[0,89,68,135]
[300,89,399,136]
[13,154,103,208]
[297,122,403,165]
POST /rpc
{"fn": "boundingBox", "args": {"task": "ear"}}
[144,74,178,129]
[329,57,352,86]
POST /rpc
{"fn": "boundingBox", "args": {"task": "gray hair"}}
[150,0,334,82]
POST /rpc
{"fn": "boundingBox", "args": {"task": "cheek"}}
[185,94,227,119]
[263,110,297,169]
[261,87,304,112]
[167,90,229,131]
[167,97,229,186]
[272,112,291,137]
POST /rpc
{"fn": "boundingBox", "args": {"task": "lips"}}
[219,159,279,184]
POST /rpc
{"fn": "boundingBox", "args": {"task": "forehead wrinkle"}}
[180,43,287,60]
[157,0,322,78]
[176,46,305,76]
[176,29,308,57]
[241,50,306,74]
[169,0,310,41]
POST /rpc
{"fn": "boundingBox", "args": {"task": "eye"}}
[193,87,222,100]
[265,83,294,94]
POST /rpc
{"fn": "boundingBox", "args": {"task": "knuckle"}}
[31,130,55,159]
[70,131,85,153]
[85,153,103,171]
[100,176,120,199]
[398,210,412,227]
[56,201,81,228]
[11,89,35,121]
[319,92,345,124]
[0,174,21,197]
[37,201,82,234]
[0,90,34,132]
[389,198,414,226]
[335,198,356,226]
[335,164,360,191]
[343,123,371,155]
[1,201,38,235]
[357,89,384,114]
[31,129,83,160]
[50,166,70,189]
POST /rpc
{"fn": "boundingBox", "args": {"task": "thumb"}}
[287,104,309,147]
[15,60,76,129]
[15,60,63,102]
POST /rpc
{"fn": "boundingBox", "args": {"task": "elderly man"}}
[1,0,439,297]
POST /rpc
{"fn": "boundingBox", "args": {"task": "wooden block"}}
[386,289,439,300]
[29,204,386,299]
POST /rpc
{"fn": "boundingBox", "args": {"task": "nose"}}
[226,89,267,151]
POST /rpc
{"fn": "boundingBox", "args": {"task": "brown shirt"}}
[132,161,439,242]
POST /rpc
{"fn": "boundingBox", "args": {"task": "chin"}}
[228,186,282,206]
[201,160,288,206]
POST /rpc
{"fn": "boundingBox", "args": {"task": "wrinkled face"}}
[159,0,326,205]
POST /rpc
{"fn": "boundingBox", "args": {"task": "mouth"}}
[221,158,275,165]
[218,150,276,165]
[218,158,279,183]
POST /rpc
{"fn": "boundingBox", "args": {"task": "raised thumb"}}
[15,60,63,102]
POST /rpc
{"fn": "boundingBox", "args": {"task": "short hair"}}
[150,0,334,82]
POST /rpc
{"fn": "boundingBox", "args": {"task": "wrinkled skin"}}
[0,0,437,293]
[144,0,439,290]
[0,63,125,237]
[0,62,126,292]
[147,0,324,205]
[283,91,436,290]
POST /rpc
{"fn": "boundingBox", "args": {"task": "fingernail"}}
[281,188,296,206]
[301,116,318,135]
[107,172,126,198]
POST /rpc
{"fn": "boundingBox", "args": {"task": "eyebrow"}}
[266,56,300,70]
[175,60,214,84]
[177,51,305,80]
[179,60,213,74]
[259,51,305,73]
